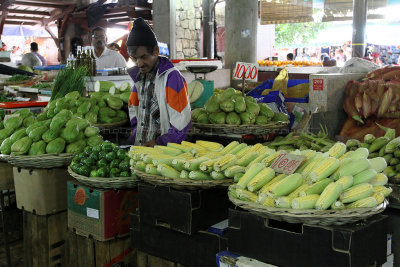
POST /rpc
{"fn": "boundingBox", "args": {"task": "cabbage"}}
[42,128,60,143]
[11,136,32,155]
[255,115,269,125]
[259,103,274,119]
[84,126,99,137]
[204,95,220,113]
[61,126,79,143]
[87,135,103,147]
[209,112,226,124]
[4,116,23,130]
[220,99,235,112]
[65,139,86,154]
[240,112,256,124]
[246,101,260,116]
[226,112,241,125]
[234,96,246,113]
[0,138,13,155]
[46,137,66,154]
[29,140,46,156]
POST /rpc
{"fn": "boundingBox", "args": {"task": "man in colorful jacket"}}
[127,18,191,147]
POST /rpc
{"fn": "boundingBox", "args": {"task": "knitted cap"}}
[126,17,157,47]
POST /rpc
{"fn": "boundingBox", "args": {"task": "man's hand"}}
[143,140,156,147]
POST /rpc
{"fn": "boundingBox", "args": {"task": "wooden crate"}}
[23,210,67,267]
[137,251,185,267]
[66,230,135,266]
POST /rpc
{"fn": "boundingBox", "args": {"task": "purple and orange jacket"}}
[127,56,192,145]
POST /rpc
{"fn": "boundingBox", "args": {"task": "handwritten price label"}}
[270,151,306,175]
[313,79,324,91]
[233,62,258,82]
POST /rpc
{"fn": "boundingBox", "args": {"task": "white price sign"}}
[270,151,306,175]
[233,62,258,82]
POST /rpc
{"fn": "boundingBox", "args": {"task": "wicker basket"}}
[192,121,289,135]
[93,119,129,130]
[2,153,74,169]
[228,191,388,226]
[68,167,139,189]
[2,75,43,86]
[134,169,233,190]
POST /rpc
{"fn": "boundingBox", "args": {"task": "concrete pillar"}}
[225,0,258,71]
[153,0,176,59]
[351,0,367,58]
[202,0,212,58]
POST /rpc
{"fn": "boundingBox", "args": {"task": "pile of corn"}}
[229,142,392,210]
[129,140,277,181]
[346,126,400,183]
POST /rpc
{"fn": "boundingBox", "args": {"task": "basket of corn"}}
[228,142,391,226]
[191,88,290,135]
[129,140,240,190]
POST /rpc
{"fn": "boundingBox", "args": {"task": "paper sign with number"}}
[270,151,306,175]
[233,62,258,82]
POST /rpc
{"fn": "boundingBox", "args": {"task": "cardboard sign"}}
[233,62,258,82]
[270,151,306,175]
[313,79,324,91]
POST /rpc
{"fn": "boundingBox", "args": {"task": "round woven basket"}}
[2,153,74,169]
[192,121,289,135]
[93,119,129,130]
[228,192,388,226]
[134,169,233,190]
[68,167,138,189]
[2,75,43,86]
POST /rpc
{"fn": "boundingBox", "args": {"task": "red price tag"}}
[313,79,324,91]
[270,151,306,175]
[233,62,258,82]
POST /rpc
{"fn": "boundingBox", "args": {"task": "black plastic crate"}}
[228,208,388,267]
[131,212,227,267]
[138,183,231,235]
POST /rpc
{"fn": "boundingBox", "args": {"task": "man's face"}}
[92,30,107,50]
[129,46,159,74]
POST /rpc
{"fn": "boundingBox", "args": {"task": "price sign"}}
[233,62,258,82]
[313,79,324,91]
[270,151,306,175]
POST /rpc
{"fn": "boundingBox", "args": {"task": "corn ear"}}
[315,182,343,210]
[300,178,333,196]
[188,170,211,180]
[211,171,226,180]
[331,201,345,210]
[349,147,370,160]
[353,169,377,186]
[224,165,245,178]
[309,157,340,182]
[213,154,237,172]
[373,186,392,197]
[184,157,210,171]
[247,167,275,192]
[234,173,244,183]
[368,157,388,173]
[196,140,223,151]
[336,175,354,191]
[340,183,374,203]
[154,145,183,156]
[262,151,281,166]
[237,163,265,189]
[220,141,240,154]
[346,196,378,208]
[369,173,388,186]
[236,152,260,167]
[180,170,190,179]
[327,142,347,158]
[274,196,293,208]
[338,158,370,177]
[261,197,275,207]
[172,159,186,172]
[288,184,310,198]
[199,158,219,173]
[235,188,258,202]
[229,143,248,155]
[268,173,303,198]
[135,161,146,172]
[167,143,193,153]
[339,151,353,161]
[292,194,319,209]
[145,164,159,175]
[371,192,385,205]
[157,164,181,179]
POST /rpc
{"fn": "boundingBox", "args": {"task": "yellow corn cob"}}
[301,150,317,161]
[229,143,248,155]
[236,146,253,158]
[262,150,281,166]
[135,161,146,172]
[369,173,388,186]
[291,194,319,209]
[211,171,226,180]
[214,154,237,172]
[184,157,210,171]
[330,158,353,180]
[267,173,303,198]
[288,184,310,199]
[154,145,183,156]
[234,173,244,183]
[274,196,293,208]
[172,159,187,172]
[224,165,246,178]
[220,141,240,155]
[315,182,343,210]
[338,158,370,177]
[346,196,378,209]
[259,174,288,195]
[349,147,369,160]
[247,167,275,192]
[249,143,264,153]
[143,154,162,164]
[309,157,340,182]
[188,170,211,180]
[256,146,273,155]
[353,169,377,186]
[181,141,207,152]
[301,155,328,177]
[180,170,190,179]
[260,197,275,207]
[167,143,192,153]
[369,157,387,173]
[327,142,347,158]
[340,183,374,203]
[338,151,353,161]
[199,158,220,173]
[236,152,260,167]
[235,188,258,202]
[196,150,223,158]
[177,152,194,160]
[371,192,385,205]
[331,201,345,210]
[237,163,265,189]
[196,140,224,151]
[336,176,354,191]
[373,186,392,197]
[300,178,333,196]
[145,164,159,175]
[247,150,275,168]
[157,163,181,179]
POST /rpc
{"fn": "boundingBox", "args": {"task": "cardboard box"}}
[0,162,14,190]
[68,181,138,241]
[131,212,227,267]
[139,183,231,235]
[13,167,68,215]
[309,73,365,112]
[228,209,388,267]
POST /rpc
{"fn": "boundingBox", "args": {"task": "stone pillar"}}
[225,0,258,71]
[202,0,212,58]
[153,0,176,59]
[352,0,367,58]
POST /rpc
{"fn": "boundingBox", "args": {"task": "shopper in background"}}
[286,53,294,61]
[126,17,191,147]
[21,42,43,67]
[91,27,127,69]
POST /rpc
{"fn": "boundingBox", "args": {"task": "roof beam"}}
[0,5,8,38]
[6,15,43,21]
[11,1,66,9]
[4,20,36,25]
[18,0,75,5]
[7,9,50,16]
[41,5,74,26]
